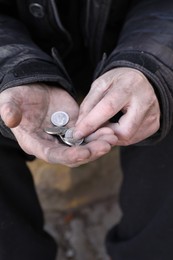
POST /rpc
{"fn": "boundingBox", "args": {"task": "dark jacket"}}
[0,0,173,143]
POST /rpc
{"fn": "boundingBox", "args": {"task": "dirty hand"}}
[0,84,117,166]
[73,68,160,145]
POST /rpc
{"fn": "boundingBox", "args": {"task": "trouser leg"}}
[0,134,57,260]
[106,131,173,260]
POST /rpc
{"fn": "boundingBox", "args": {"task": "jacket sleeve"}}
[96,0,173,144]
[0,5,75,139]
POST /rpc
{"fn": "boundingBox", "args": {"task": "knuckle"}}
[149,115,160,133]
[117,128,133,145]
[155,118,160,130]
[127,69,145,82]
[101,143,111,153]
[121,69,141,83]
[146,94,157,108]
[91,77,107,90]
[66,162,78,168]
[43,147,55,163]
[61,149,77,164]
[147,108,160,128]
[104,98,116,116]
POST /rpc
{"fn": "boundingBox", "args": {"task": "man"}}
[0,0,173,259]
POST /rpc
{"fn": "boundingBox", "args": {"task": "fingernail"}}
[73,130,84,140]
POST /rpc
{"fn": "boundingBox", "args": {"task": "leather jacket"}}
[0,0,173,143]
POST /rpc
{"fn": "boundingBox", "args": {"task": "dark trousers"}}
[0,134,57,260]
[106,130,173,259]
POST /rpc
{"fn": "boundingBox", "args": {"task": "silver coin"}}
[51,111,69,127]
[64,128,74,139]
[62,137,84,146]
[61,128,84,146]
[44,126,68,135]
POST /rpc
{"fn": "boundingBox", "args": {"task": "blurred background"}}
[28,147,122,260]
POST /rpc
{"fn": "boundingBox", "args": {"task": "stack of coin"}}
[44,111,84,146]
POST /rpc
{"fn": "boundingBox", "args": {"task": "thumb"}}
[0,98,22,128]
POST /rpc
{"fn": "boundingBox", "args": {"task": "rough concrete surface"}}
[28,148,122,260]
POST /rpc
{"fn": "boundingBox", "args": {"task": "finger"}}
[85,127,114,139]
[85,127,117,143]
[74,88,127,139]
[13,129,112,167]
[45,145,91,166]
[108,104,160,145]
[115,114,159,146]
[0,102,22,128]
[45,139,112,166]
[12,130,91,165]
[86,134,118,147]
[106,103,143,145]
[36,140,111,167]
[73,140,112,166]
[76,77,113,124]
